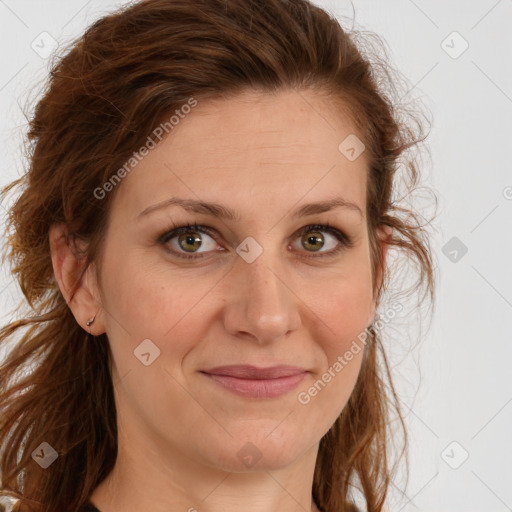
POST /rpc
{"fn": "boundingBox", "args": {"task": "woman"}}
[0,0,436,511]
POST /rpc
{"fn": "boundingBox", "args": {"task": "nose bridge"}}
[223,247,301,343]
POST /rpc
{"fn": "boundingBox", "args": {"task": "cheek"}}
[293,278,371,439]
[99,249,219,366]
[302,265,374,351]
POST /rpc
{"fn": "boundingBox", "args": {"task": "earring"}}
[86,314,96,327]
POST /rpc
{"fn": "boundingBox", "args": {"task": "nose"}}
[222,252,302,345]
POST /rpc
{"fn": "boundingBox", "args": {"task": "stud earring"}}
[86,314,96,327]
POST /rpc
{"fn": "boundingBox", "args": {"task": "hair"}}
[0,0,437,511]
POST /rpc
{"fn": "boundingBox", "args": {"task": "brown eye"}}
[159,224,219,258]
[291,224,354,258]
[301,231,325,252]
[177,231,203,253]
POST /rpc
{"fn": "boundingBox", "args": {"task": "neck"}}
[90,433,322,512]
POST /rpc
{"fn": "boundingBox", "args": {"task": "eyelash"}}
[157,222,355,260]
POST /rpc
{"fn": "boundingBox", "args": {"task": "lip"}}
[201,365,308,399]
[202,365,307,379]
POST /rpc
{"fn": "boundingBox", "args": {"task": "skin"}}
[50,88,390,512]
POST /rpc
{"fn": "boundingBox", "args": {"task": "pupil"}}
[181,233,201,252]
[306,233,323,251]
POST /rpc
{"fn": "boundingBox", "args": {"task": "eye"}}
[291,223,354,259]
[157,222,354,260]
[158,223,220,259]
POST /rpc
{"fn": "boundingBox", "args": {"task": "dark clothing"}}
[78,501,360,511]
[78,504,100,512]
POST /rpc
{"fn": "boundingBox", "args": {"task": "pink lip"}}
[201,365,308,398]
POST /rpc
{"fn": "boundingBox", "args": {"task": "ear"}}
[49,222,105,335]
[369,224,393,323]
[376,224,392,290]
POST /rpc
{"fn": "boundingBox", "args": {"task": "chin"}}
[202,431,310,473]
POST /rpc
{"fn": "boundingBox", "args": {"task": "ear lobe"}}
[49,222,104,334]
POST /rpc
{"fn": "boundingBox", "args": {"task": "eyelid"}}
[157,222,354,260]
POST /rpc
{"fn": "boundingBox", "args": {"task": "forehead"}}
[111,88,368,220]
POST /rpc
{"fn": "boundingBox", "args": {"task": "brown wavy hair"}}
[0,0,436,511]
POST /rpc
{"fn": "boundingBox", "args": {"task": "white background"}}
[1,1,511,511]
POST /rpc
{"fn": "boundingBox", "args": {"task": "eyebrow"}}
[137,196,363,221]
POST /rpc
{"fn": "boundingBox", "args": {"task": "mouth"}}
[200,365,308,399]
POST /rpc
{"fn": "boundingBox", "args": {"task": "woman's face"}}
[91,88,387,473]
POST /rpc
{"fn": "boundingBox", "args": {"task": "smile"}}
[200,365,308,398]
